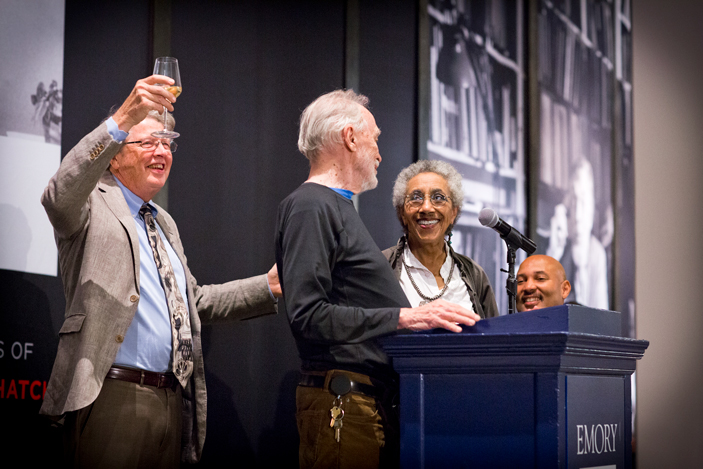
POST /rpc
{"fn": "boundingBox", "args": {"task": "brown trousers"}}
[63,378,182,469]
[296,370,399,469]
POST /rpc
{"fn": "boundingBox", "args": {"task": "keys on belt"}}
[298,371,389,444]
[329,375,351,443]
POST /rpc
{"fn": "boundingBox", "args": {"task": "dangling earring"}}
[447,230,453,246]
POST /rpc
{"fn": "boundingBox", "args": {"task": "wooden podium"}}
[381,305,648,469]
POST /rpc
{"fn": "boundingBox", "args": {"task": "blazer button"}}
[116,335,124,343]
[130,295,138,303]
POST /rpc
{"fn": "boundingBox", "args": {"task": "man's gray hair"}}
[298,89,369,161]
[392,160,464,227]
[105,108,175,132]
[145,109,175,132]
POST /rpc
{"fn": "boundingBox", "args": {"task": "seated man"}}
[516,254,571,312]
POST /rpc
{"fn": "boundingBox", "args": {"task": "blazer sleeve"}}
[41,122,123,239]
[193,275,277,322]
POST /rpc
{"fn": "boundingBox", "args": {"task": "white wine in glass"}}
[165,85,182,98]
[152,57,181,139]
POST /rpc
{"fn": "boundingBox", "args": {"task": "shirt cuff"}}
[266,278,278,302]
[106,117,128,143]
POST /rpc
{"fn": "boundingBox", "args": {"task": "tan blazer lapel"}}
[97,172,141,290]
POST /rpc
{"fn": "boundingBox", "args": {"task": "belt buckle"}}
[140,370,145,387]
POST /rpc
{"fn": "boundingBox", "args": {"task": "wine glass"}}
[151,57,182,139]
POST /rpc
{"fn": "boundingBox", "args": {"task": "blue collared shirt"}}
[112,178,190,372]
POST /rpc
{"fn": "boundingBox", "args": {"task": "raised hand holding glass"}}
[151,57,182,139]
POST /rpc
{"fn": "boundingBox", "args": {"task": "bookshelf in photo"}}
[535,0,614,311]
[425,0,525,314]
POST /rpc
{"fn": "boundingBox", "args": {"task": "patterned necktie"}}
[139,204,193,388]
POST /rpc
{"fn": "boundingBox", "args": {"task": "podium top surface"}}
[435,304,622,337]
[382,305,648,374]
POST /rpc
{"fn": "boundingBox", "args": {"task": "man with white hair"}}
[275,90,480,468]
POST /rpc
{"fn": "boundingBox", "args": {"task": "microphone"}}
[478,208,536,254]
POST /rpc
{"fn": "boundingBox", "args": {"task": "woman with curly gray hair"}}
[383,160,499,319]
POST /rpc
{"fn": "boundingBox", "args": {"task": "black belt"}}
[298,373,384,400]
[107,365,177,390]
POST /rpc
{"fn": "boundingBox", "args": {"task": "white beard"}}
[359,173,378,193]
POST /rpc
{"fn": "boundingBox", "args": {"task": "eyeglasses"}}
[124,139,177,153]
[404,192,450,209]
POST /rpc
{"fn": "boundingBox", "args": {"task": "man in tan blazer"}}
[40,75,280,467]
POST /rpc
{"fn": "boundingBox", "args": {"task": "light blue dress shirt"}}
[112,178,190,372]
[105,116,128,142]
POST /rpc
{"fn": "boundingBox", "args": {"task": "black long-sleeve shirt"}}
[275,183,410,380]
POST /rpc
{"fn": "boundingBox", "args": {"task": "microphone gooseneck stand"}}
[479,207,536,315]
[501,240,519,315]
